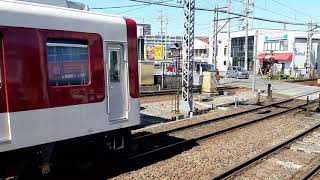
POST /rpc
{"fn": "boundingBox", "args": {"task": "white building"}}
[215,29,320,77]
[257,30,320,77]
[194,36,209,62]
[206,31,231,72]
[194,35,229,72]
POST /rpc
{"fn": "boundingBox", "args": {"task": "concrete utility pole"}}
[213,6,219,70]
[181,0,195,116]
[252,30,258,94]
[244,0,249,71]
[215,7,219,70]
[164,18,168,59]
[306,22,313,79]
[227,0,231,67]
[157,11,164,59]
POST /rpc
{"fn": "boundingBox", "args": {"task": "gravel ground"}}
[135,104,259,134]
[112,108,320,179]
[232,128,320,180]
[139,88,274,127]
[287,79,320,87]
[311,171,320,180]
[135,99,304,136]
[167,105,290,140]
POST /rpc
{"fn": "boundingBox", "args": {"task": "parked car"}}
[226,66,249,79]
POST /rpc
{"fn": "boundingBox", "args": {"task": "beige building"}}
[194,36,209,63]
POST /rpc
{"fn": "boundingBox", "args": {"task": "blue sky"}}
[76,0,320,36]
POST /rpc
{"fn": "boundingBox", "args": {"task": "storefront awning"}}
[257,53,292,61]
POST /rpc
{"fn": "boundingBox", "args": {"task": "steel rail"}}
[300,162,320,180]
[133,90,320,141]
[211,123,320,180]
[140,89,178,97]
[128,100,317,160]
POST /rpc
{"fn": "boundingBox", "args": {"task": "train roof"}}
[0,0,133,42]
[3,0,122,19]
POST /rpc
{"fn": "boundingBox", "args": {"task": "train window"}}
[109,50,120,82]
[46,39,89,86]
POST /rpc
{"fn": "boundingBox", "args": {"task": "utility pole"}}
[227,0,231,66]
[306,21,315,79]
[181,0,195,116]
[252,30,258,94]
[244,0,249,71]
[164,18,168,59]
[209,6,218,70]
[158,11,165,60]
[215,7,219,70]
[213,6,219,70]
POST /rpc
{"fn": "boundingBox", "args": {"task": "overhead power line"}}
[271,0,318,21]
[115,4,150,14]
[128,0,310,26]
[231,0,306,23]
[89,4,145,10]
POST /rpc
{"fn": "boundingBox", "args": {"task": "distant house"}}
[194,36,209,63]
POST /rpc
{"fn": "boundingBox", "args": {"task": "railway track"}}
[139,86,238,97]
[45,92,320,179]
[301,162,320,180]
[128,93,319,161]
[212,123,320,180]
[133,91,319,141]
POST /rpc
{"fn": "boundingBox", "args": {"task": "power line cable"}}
[128,0,310,26]
[115,4,150,14]
[231,0,306,23]
[115,0,172,15]
[270,0,318,21]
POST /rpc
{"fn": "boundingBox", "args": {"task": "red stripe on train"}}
[125,18,140,98]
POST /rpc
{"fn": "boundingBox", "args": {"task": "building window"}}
[223,60,227,66]
[280,41,288,51]
[264,40,288,51]
[224,46,227,56]
[47,39,89,86]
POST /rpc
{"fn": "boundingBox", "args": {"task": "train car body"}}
[0,0,140,171]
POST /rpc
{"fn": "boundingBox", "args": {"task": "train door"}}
[106,43,127,121]
[0,35,11,142]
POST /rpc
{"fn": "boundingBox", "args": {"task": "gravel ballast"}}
[113,109,320,179]
[232,129,320,179]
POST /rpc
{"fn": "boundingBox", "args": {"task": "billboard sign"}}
[144,45,163,60]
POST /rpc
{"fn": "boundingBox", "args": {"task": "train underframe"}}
[0,127,131,179]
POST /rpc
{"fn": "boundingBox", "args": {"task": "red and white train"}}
[0,0,140,176]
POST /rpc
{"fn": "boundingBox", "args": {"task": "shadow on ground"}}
[42,131,198,180]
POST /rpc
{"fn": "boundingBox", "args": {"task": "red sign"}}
[257,53,292,61]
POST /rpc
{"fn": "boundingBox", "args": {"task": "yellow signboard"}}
[154,45,163,60]
[144,45,163,60]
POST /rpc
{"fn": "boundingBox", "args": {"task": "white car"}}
[226,66,249,79]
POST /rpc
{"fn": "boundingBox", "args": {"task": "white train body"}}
[0,0,140,154]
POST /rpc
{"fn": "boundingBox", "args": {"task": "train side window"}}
[46,39,89,86]
[109,50,120,82]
